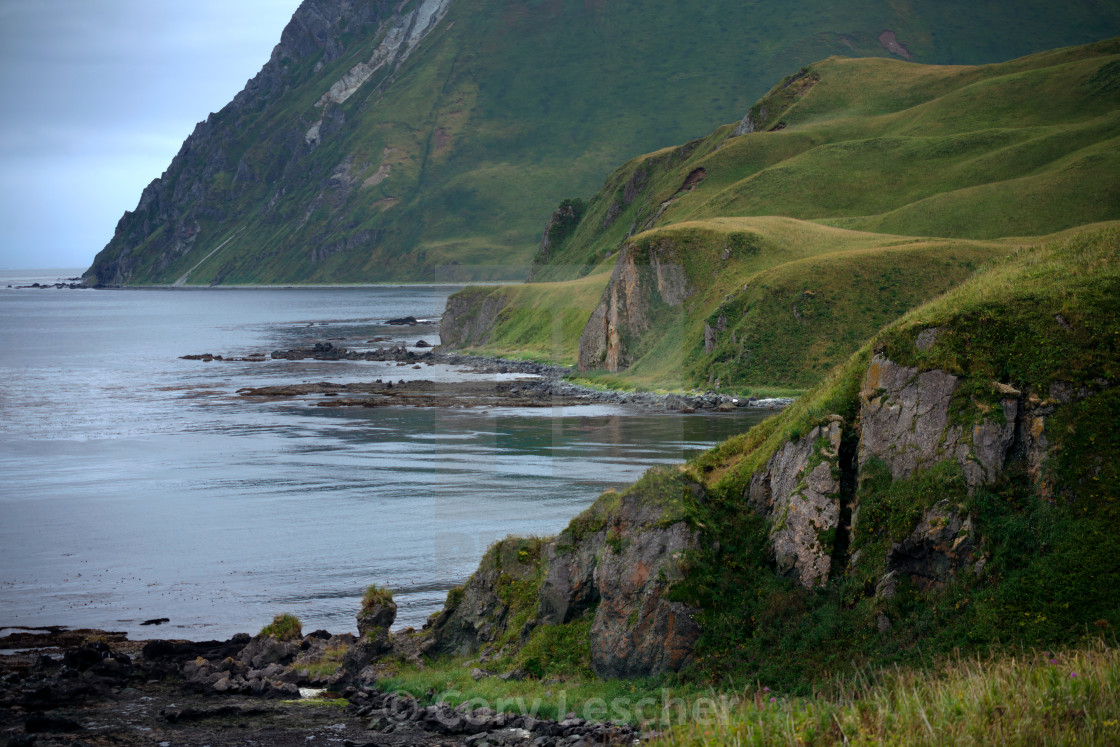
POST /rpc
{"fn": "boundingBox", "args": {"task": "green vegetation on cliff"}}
[382,227,1119,742]
[87,1,1120,285]
[445,38,1120,397]
[675,226,1120,688]
[363,228,1119,745]
[343,37,1120,744]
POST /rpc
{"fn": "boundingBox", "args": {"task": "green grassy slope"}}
[681,226,1120,688]
[446,218,1017,391]
[669,43,1120,238]
[589,219,1020,393]
[87,2,1120,284]
[455,39,1118,393]
[439,271,611,365]
[423,227,1120,704]
[541,38,1120,273]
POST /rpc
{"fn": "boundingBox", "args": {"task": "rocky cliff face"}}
[577,238,692,372]
[361,302,1107,681]
[438,288,509,349]
[409,343,1087,676]
[89,0,401,286]
[747,418,847,589]
[419,472,701,679]
[859,352,1020,490]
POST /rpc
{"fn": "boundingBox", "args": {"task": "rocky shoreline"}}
[0,627,643,746]
[187,340,793,412]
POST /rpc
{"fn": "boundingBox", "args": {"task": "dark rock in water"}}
[387,315,418,325]
[415,339,432,347]
[664,393,697,411]
[141,617,170,626]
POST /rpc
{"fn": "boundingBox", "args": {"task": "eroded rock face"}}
[425,538,540,657]
[314,0,452,109]
[889,499,976,590]
[859,354,958,480]
[537,536,603,626]
[577,241,691,372]
[439,291,509,348]
[589,521,699,678]
[858,353,1018,490]
[237,635,301,670]
[748,419,844,588]
[356,597,397,638]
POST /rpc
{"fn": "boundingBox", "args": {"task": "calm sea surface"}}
[0,269,769,640]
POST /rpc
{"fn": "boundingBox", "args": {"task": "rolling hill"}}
[443,38,1120,394]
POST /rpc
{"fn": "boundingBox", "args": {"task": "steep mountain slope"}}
[85,1,1120,285]
[443,38,1120,393]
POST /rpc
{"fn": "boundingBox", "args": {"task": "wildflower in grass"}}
[1070,672,1078,678]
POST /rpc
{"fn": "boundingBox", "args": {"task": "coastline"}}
[225,341,796,412]
[0,626,643,746]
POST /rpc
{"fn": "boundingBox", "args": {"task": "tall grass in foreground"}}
[658,640,1120,746]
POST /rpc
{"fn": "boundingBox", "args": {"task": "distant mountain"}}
[85,0,1120,285]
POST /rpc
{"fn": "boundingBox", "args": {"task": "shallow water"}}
[0,270,770,639]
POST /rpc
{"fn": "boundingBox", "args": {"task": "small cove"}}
[0,272,770,639]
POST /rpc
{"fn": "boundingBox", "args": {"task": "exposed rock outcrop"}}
[888,499,976,590]
[589,519,699,678]
[426,537,543,657]
[537,535,602,626]
[421,472,701,679]
[530,199,586,276]
[356,594,397,638]
[314,0,452,109]
[859,352,1018,490]
[747,418,845,588]
[578,239,692,371]
[439,290,510,348]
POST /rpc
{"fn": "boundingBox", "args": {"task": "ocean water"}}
[0,270,770,640]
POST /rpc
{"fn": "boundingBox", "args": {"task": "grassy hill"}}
[373,225,1120,743]
[676,224,1120,687]
[444,38,1120,394]
[85,1,1120,285]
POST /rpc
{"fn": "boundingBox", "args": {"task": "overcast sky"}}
[0,0,305,270]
